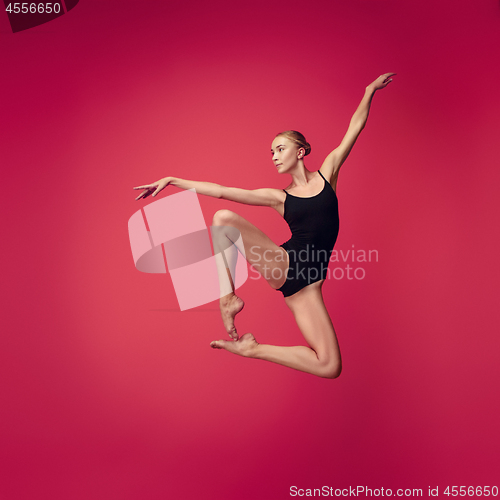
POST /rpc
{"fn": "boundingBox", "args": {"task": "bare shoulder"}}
[223,186,286,207]
[267,187,287,200]
[256,187,286,206]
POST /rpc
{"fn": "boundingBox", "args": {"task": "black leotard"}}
[277,170,339,297]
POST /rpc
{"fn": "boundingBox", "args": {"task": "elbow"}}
[350,115,366,131]
[354,120,366,132]
[216,185,225,199]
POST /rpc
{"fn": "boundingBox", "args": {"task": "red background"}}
[1,1,499,498]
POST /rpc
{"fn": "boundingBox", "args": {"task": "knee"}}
[321,360,342,380]
[212,209,235,225]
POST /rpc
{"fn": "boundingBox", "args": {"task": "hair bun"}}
[275,130,312,157]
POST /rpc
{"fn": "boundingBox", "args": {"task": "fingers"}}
[133,180,168,200]
[135,189,151,200]
[373,72,396,89]
[382,73,396,84]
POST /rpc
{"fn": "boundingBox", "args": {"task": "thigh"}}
[284,284,341,365]
[212,209,289,290]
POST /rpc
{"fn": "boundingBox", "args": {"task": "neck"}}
[288,163,313,187]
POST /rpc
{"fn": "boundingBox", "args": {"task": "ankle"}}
[220,292,235,302]
[247,341,260,359]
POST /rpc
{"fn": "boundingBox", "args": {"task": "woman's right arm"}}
[133,176,283,208]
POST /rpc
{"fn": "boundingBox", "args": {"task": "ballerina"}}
[134,73,395,378]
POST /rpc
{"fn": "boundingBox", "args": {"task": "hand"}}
[133,177,172,200]
[368,72,396,91]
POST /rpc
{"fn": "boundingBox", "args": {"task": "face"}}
[271,136,304,173]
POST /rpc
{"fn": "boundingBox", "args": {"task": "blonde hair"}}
[275,130,311,156]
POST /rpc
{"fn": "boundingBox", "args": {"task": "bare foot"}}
[210,333,259,358]
[219,293,245,340]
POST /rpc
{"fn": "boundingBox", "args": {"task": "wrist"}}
[365,84,376,95]
[248,341,261,359]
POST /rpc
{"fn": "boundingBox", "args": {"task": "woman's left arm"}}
[320,73,396,185]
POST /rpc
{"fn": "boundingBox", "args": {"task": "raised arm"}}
[133,176,283,208]
[320,73,396,187]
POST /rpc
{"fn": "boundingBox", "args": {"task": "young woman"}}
[134,73,396,378]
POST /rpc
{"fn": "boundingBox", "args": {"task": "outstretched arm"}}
[133,177,282,208]
[320,73,396,187]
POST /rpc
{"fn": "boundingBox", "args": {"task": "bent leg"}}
[211,209,289,290]
[211,282,342,379]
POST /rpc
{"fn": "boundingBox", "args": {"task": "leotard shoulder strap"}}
[284,171,326,194]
